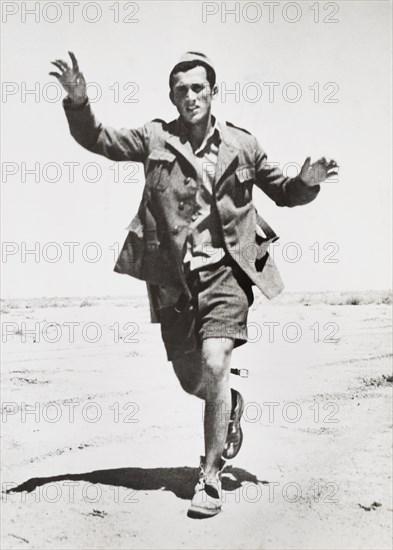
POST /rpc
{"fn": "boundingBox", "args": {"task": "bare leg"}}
[200,338,234,477]
[172,338,234,476]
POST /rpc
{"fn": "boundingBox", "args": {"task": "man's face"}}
[170,66,216,125]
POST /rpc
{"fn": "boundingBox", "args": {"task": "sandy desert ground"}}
[1,290,392,549]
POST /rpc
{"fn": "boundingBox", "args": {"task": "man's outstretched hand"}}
[300,157,339,186]
[49,51,87,105]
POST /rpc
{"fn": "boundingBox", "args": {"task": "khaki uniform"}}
[63,99,320,322]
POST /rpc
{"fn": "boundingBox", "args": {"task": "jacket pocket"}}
[114,219,144,279]
[146,149,176,191]
[125,214,144,235]
[234,165,255,206]
[235,165,255,183]
[115,215,178,286]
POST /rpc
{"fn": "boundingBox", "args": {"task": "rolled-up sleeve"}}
[253,136,320,207]
[63,98,149,163]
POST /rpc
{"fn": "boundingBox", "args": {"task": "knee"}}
[202,347,231,388]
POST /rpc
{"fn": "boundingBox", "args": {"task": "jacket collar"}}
[165,116,239,183]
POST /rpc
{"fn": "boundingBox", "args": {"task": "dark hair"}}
[169,56,216,91]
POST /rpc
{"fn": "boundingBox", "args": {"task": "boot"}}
[187,456,226,518]
[223,388,245,459]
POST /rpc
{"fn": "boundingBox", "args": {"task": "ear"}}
[169,90,175,105]
[211,84,218,100]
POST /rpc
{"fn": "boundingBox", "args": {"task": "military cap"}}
[169,51,215,80]
[173,51,215,73]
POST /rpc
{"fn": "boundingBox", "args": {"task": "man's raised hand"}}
[49,51,87,105]
[300,157,339,187]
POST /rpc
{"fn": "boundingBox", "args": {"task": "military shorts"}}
[158,254,254,361]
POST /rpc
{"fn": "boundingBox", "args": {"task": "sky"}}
[1,0,392,298]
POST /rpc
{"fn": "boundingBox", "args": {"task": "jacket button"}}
[178,201,184,210]
[184,177,191,184]
[172,225,179,235]
[191,214,198,221]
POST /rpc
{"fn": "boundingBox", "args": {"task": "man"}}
[49,51,338,518]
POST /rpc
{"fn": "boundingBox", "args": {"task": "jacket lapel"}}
[165,118,240,183]
[165,119,198,175]
[214,121,239,185]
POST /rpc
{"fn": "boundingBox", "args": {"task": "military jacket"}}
[63,99,320,320]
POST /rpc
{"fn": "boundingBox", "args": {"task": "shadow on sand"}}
[7,465,268,500]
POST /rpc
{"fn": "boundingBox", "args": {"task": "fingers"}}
[317,158,338,169]
[315,158,340,173]
[50,61,64,73]
[68,51,79,73]
[314,157,328,169]
[49,53,81,84]
[56,58,70,71]
[49,58,71,77]
[301,156,311,173]
[327,160,339,170]
[327,159,339,180]
[300,156,339,184]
